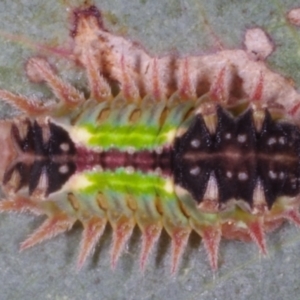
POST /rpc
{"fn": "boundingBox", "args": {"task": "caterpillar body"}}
[0,5,300,273]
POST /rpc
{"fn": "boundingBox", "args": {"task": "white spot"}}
[154,167,162,175]
[190,166,200,176]
[155,147,163,154]
[252,180,267,212]
[166,129,176,142]
[164,179,174,194]
[291,178,297,189]
[64,174,91,190]
[60,143,70,152]
[36,171,48,190]
[279,172,285,179]
[125,166,134,174]
[226,171,233,178]
[92,165,103,172]
[238,172,248,181]
[190,139,200,148]
[127,147,135,155]
[203,174,218,201]
[59,165,69,174]
[237,134,247,143]
[267,137,276,146]
[225,133,231,139]
[69,127,92,145]
[268,170,277,179]
[278,136,286,145]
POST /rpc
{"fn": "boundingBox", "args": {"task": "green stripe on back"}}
[84,123,163,149]
[72,99,194,150]
[80,168,174,198]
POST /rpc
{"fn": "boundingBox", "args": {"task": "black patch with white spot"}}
[46,161,76,195]
[214,107,257,205]
[257,111,300,207]
[173,106,300,209]
[173,113,213,201]
[12,121,76,156]
[4,120,77,196]
[47,122,76,156]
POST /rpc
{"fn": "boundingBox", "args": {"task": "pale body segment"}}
[0,5,300,273]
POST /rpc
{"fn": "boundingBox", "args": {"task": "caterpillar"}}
[0,4,300,274]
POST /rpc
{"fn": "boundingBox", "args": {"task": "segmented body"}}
[1,5,300,273]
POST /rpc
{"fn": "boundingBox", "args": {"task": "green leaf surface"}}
[0,0,300,299]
